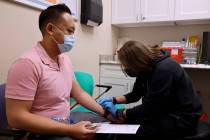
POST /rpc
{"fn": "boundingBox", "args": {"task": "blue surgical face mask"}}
[51,24,75,53]
[57,34,75,53]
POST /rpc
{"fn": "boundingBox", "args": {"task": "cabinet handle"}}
[126,83,129,92]
[136,14,139,22]
[104,83,122,86]
[142,15,146,20]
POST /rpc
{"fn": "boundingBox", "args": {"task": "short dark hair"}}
[39,4,71,34]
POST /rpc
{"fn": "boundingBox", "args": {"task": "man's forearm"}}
[74,91,105,116]
[9,112,72,136]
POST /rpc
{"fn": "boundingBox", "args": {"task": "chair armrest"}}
[0,129,26,137]
[70,84,112,110]
[95,84,112,100]
[95,84,112,94]
[95,84,112,90]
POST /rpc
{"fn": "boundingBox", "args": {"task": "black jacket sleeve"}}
[126,67,173,122]
[124,77,147,103]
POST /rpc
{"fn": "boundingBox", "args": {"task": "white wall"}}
[0,0,42,83]
[0,0,119,97]
[119,24,210,46]
[69,0,119,96]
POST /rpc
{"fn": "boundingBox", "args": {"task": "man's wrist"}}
[123,109,127,119]
[58,122,75,136]
[116,109,126,120]
[102,109,109,118]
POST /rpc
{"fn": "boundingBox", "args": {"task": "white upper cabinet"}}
[175,0,210,20]
[141,0,175,22]
[112,0,140,24]
[112,0,174,24]
[112,0,210,26]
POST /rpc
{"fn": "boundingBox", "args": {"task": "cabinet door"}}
[99,77,141,108]
[175,0,210,20]
[141,0,175,22]
[112,0,140,24]
[100,77,130,97]
[99,77,132,107]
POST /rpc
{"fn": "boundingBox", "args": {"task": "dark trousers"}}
[115,114,198,140]
[28,135,74,140]
[28,134,115,140]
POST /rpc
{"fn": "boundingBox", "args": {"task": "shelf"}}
[180,64,210,69]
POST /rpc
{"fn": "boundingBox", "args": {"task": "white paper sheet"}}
[95,122,140,134]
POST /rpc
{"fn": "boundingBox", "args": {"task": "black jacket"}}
[124,55,202,135]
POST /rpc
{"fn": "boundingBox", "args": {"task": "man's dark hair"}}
[39,4,71,34]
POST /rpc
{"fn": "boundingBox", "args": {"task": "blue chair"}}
[70,71,95,112]
[0,84,26,140]
[70,71,117,112]
[0,84,7,129]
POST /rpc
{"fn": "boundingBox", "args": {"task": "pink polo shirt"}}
[5,42,75,118]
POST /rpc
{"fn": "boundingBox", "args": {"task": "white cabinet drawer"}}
[99,64,138,108]
[100,77,131,96]
[100,64,125,78]
[100,64,135,80]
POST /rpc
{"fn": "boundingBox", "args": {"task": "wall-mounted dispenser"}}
[81,0,103,27]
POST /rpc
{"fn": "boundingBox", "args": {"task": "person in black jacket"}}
[98,40,203,140]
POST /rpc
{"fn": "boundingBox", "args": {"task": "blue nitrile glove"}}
[97,97,113,105]
[101,101,118,117]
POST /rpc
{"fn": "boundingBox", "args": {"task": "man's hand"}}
[70,121,96,140]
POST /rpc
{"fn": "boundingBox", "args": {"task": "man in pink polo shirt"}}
[5,4,111,140]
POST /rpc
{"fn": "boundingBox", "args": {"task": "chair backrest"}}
[70,71,94,106]
[0,84,8,129]
[74,71,94,96]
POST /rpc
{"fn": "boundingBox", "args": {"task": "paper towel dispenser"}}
[81,0,103,27]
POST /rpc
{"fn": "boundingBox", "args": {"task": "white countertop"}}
[100,60,210,70]
[100,60,120,64]
[180,64,210,69]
